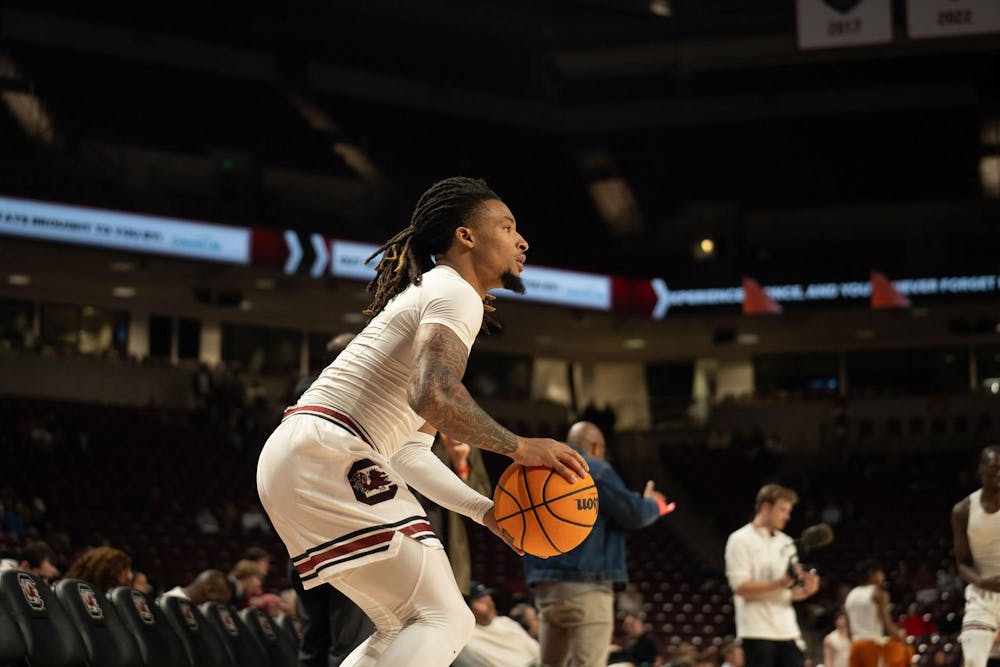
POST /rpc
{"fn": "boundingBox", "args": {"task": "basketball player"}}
[844,560,909,667]
[257,177,589,667]
[953,445,1000,667]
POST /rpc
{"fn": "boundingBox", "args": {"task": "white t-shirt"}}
[465,616,541,667]
[300,264,484,457]
[725,523,800,640]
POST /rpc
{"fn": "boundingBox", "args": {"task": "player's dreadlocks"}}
[364,177,502,331]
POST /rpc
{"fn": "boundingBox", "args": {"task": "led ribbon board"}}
[329,240,613,311]
[0,196,251,265]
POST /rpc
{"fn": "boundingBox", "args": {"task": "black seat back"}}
[198,603,268,667]
[108,587,188,667]
[239,609,297,667]
[158,595,234,667]
[55,579,142,667]
[0,570,87,667]
[0,587,26,664]
[274,613,301,662]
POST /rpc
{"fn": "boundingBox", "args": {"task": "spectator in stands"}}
[615,582,644,617]
[219,500,239,534]
[721,641,746,667]
[523,420,674,667]
[163,569,232,604]
[724,484,819,667]
[251,592,295,618]
[17,540,60,584]
[457,582,541,667]
[935,563,963,598]
[227,559,263,609]
[194,505,219,534]
[131,570,152,595]
[821,612,850,667]
[898,602,937,638]
[239,546,272,580]
[240,502,270,535]
[279,587,296,612]
[509,602,540,639]
[65,546,132,592]
[607,611,660,667]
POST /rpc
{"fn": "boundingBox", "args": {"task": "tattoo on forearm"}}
[411,325,519,455]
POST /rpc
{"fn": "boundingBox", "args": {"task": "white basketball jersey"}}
[844,584,883,640]
[300,264,484,457]
[968,489,1000,580]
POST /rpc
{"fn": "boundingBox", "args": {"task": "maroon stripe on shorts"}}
[282,405,376,449]
[294,521,434,577]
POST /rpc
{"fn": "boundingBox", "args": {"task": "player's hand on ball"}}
[513,437,589,483]
[483,506,526,556]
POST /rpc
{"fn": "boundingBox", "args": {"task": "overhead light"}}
[649,0,672,17]
[109,260,135,273]
[736,333,760,345]
[254,278,276,290]
[623,338,646,350]
[693,238,717,260]
[112,286,136,298]
[7,274,30,286]
[982,157,999,199]
[239,299,253,311]
[981,119,1000,148]
[343,312,365,324]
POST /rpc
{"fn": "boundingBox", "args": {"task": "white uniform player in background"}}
[257,177,589,667]
[953,445,1000,667]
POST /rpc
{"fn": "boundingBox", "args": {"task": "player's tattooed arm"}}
[408,323,519,456]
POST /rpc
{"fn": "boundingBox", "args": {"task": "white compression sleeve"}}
[389,432,494,525]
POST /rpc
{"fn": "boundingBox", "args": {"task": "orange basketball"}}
[493,463,598,557]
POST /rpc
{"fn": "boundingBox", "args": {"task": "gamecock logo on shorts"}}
[348,458,398,505]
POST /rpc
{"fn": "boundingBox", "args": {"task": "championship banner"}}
[906,0,1000,39]
[796,0,893,50]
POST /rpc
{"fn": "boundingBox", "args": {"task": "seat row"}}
[0,570,299,667]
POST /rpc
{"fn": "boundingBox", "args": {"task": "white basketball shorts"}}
[256,406,443,589]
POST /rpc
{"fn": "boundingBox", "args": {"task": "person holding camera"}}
[724,484,820,667]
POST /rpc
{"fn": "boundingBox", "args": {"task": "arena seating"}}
[0,395,978,664]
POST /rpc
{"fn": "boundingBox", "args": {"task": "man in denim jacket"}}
[523,421,675,667]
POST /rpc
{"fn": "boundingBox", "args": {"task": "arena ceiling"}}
[1,1,999,360]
